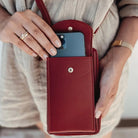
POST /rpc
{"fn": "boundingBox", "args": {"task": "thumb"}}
[95,96,108,119]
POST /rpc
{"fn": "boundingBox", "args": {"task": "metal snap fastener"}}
[68,67,74,73]
[68,26,73,31]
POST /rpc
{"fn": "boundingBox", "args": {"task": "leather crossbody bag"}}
[35,0,101,136]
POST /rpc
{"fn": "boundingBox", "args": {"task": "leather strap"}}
[35,0,52,26]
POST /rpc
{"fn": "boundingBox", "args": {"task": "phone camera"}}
[57,34,65,49]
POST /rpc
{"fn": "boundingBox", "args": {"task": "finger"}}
[11,33,37,57]
[15,27,48,61]
[13,25,48,60]
[95,96,108,119]
[6,17,38,57]
[14,11,58,56]
[95,86,110,119]
[95,86,118,119]
[101,87,118,118]
[23,21,58,56]
[22,19,58,56]
[9,19,49,60]
[24,10,61,48]
[102,97,115,118]
[21,32,49,61]
[12,12,58,56]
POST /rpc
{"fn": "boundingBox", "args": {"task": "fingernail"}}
[95,110,102,119]
[32,53,37,57]
[55,40,61,47]
[43,54,48,60]
[50,48,57,56]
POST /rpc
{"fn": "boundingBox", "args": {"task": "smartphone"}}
[50,32,86,57]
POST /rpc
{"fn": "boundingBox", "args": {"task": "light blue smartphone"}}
[51,32,86,57]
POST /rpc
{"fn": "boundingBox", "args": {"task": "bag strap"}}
[35,0,52,26]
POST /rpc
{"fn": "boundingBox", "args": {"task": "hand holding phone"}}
[51,32,86,57]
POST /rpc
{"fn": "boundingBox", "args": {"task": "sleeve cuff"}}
[119,4,138,18]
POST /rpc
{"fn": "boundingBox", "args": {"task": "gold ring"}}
[20,31,29,40]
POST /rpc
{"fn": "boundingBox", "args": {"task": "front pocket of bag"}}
[47,56,96,133]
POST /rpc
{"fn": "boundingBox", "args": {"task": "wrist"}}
[108,46,131,66]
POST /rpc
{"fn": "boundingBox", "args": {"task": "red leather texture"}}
[47,56,95,135]
[35,0,101,136]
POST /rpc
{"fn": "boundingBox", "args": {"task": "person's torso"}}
[0,0,115,31]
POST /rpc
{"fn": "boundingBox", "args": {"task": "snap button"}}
[68,67,74,73]
[68,26,73,31]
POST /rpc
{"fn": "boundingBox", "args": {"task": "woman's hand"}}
[0,9,61,60]
[95,46,131,119]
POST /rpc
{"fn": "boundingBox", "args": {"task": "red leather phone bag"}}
[35,0,101,136]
